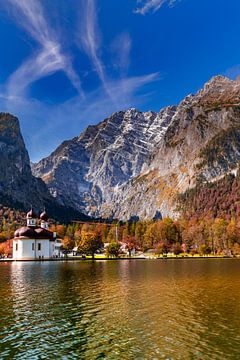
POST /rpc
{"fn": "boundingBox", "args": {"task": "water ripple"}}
[0,259,240,359]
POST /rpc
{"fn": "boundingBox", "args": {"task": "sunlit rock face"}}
[32,107,176,217]
[33,76,240,220]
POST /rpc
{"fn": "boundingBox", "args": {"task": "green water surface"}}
[0,259,240,359]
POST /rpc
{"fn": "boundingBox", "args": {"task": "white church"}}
[13,208,62,260]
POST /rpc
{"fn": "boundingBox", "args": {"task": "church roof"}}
[14,227,36,239]
[40,210,49,222]
[35,227,54,240]
[14,226,55,240]
[27,208,37,219]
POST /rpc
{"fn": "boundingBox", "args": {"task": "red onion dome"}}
[40,210,49,222]
[27,208,37,219]
[14,227,36,239]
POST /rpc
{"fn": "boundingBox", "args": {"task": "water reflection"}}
[0,260,240,359]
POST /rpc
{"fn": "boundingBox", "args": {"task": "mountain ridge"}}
[30,75,240,220]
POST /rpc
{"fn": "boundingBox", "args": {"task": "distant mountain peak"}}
[32,76,240,220]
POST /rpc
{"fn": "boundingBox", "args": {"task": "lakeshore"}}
[1,254,239,262]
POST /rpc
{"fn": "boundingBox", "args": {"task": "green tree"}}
[159,218,181,244]
[105,242,121,258]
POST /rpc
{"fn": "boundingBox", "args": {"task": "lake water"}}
[0,259,240,359]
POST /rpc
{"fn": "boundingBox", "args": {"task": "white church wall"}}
[13,239,35,260]
[35,239,50,259]
[13,239,18,259]
[13,239,52,260]
[49,241,55,257]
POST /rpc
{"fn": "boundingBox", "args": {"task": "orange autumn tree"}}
[0,239,12,257]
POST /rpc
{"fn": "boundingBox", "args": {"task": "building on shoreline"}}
[13,208,61,260]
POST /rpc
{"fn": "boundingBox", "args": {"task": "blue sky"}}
[0,0,240,162]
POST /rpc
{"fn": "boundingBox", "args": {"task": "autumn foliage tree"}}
[0,239,12,257]
[78,231,103,259]
[61,236,75,254]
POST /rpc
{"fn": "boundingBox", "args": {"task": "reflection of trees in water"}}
[57,261,107,358]
[2,260,240,359]
[180,259,240,359]
[0,263,16,358]
[4,262,105,359]
[8,262,67,358]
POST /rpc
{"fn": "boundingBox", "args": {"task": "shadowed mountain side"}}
[0,113,91,223]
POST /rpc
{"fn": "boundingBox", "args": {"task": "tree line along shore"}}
[0,206,240,258]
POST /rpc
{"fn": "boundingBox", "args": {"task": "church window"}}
[32,243,35,251]
[38,243,41,251]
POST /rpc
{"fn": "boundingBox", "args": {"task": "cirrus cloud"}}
[5,0,84,98]
[135,0,180,15]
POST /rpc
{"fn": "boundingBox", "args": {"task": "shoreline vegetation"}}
[1,205,240,260]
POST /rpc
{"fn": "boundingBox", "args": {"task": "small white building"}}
[13,208,60,260]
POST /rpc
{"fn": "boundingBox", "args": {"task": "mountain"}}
[0,113,90,223]
[32,107,175,218]
[32,76,240,220]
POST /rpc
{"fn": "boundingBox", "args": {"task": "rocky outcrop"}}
[32,107,176,217]
[113,76,240,219]
[33,76,240,220]
[0,113,90,222]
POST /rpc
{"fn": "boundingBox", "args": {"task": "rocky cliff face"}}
[32,107,176,217]
[32,76,240,220]
[0,113,90,222]
[0,112,45,208]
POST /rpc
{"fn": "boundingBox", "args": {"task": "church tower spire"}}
[40,208,49,230]
[26,207,37,227]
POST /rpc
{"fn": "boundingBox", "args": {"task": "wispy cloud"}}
[79,0,112,99]
[79,0,158,104]
[0,0,162,161]
[0,71,160,162]
[5,0,83,98]
[135,0,179,15]
[111,33,132,76]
